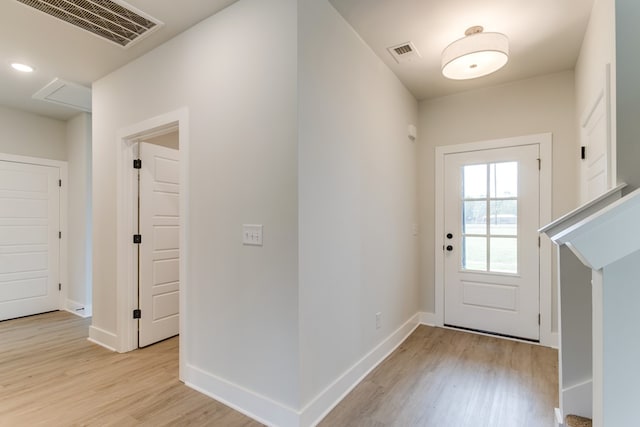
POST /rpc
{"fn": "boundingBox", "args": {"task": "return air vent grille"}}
[394,45,413,55]
[15,0,162,48]
[387,41,421,64]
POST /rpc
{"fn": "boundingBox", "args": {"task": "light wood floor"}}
[319,325,558,427]
[0,311,261,427]
[0,312,557,426]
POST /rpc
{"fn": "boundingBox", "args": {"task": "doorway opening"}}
[134,130,180,348]
[434,133,554,347]
[114,109,188,379]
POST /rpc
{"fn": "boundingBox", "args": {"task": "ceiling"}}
[0,0,239,120]
[329,0,595,100]
[1,0,595,121]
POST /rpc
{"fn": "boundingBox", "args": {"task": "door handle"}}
[446,233,453,239]
[446,245,453,252]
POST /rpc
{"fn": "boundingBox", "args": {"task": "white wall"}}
[575,0,616,202]
[298,0,419,407]
[417,71,578,332]
[0,105,66,160]
[616,0,640,191]
[92,0,300,409]
[66,113,92,315]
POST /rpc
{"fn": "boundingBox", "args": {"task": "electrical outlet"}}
[376,312,382,329]
[242,224,263,246]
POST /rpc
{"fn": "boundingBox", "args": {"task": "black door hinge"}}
[59,179,62,187]
[133,159,142,169]
[133,309,141,319]
[581,146,586,160]
[59,231,62,239]
[538,314,541,325]
[133,234,142,244]
[58,283,61,291]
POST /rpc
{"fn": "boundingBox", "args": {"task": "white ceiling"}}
[1,0,595,121]
[329,0,595,100]
[0,0,239,120]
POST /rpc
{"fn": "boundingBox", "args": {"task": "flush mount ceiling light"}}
[11,62,34,73]
[441,26,509,80]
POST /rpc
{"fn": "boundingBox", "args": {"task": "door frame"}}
[0,152,68,315]
[434,133,554,347]
[114,108,189,376]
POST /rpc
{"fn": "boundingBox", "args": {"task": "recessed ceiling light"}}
[11,63,34,73]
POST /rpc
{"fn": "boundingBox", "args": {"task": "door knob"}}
[446,233,453,239]
[446,245,453,252]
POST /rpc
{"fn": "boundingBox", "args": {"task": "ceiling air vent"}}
[387,41,421,64]
[15,0,163,48]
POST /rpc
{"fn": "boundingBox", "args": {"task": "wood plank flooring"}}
[0,311,557,426]
[0,311,261,427]
[319,325,558,427]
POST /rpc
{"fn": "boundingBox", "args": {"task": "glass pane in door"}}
[463,236,487,271]
[490,237,518,273]
[461,161,519,274]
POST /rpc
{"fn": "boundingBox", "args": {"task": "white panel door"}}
[582,90,611,202]
[138,142,180,347]
[444,144,540,341]
[0,161,60,321]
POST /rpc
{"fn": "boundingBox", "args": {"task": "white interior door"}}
[138,142,179,347]
[443,144,540,341]
[0,160,60,321]
[581,90,611,202]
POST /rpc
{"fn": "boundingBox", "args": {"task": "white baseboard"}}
[65,299,92,318]
[419,311,437,326]
[184,364,299,427]
[184,313,421,427]
[300,313,421,426]
[88,325,117,352]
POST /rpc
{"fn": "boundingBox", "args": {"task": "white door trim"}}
[114,108,189,380]
[435,133,554,347]
[0,152,68,315]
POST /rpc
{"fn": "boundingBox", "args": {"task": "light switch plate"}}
[243,224,263,246]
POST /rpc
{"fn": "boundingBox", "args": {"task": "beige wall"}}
[144,130,178,150]
[92,0,300,408]
[299,0,419,406]
[66,113,92,313]
[0,105,66,160]
[616,0,640,191]
[417,70,578,332]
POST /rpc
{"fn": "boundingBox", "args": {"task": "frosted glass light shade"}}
[442,32,509,80]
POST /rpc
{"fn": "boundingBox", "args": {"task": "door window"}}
[461,162,518,274]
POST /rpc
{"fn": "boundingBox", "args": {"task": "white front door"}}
[0,160,60,321]
[138,142,180,347]
[443,144,540,341]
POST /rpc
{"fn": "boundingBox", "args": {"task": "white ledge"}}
[540,184,626,240]
[550,186,640,270]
